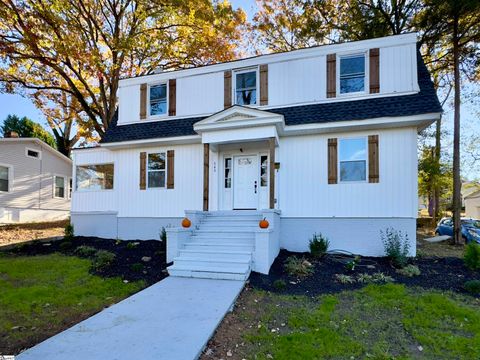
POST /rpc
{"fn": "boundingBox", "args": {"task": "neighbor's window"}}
[26,148,41,159]
[339,54,365,94]
[148,152,166,188]
[260,155,268,187]
[235,70,257,105]
[339,138,367,182]
[76,164,114,191]
[225,157,232,188]
[0,165,9,192]
[69,178,73,198]
[54,176,65,198]
[149,84,167,116]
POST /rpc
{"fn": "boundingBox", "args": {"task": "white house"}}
[0,136,72,223]
[465,190,480,219]
[71,33,442,279]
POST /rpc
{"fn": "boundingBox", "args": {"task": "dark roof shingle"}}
[102,50,441,144]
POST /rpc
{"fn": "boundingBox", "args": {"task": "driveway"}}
[17,277,244,360]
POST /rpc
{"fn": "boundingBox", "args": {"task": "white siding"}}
[277,127,418,218]
[269,56,326,106]
[176,72,224,117]
[72,144,204,217]
[380,43,418,94]
[118,84,141,124]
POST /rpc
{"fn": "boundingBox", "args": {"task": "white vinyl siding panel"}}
[176,72,224,116]
[118,84,141,124]
[278,127,418,218]
[380,43,418,94]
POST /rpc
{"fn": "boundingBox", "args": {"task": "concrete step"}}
[179,249,253,259]
[205,210,261,216]
[188,236,254,244]
[184,243,254,252]
[167,263,250,280]
[193,230,255,237]
[173,256,251,268]
[198,220,260,227]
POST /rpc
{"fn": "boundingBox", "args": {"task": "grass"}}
[0,253,145,354]
[206,284,480,360]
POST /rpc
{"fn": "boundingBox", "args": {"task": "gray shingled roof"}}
[102,50,442,144]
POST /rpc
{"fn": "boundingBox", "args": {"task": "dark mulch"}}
[250,250,480,297]
[0,236,168,286]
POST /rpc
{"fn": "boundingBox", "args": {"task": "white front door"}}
[233,155,258,209]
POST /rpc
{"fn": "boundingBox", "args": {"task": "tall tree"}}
[1,114,57,148]
[416,0,480,244]
[0,0,246,138]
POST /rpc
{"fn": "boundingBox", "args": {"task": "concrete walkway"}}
[18,277,244,360]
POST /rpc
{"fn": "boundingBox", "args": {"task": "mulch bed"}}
[250,250,480,297]
[1,236,168,285]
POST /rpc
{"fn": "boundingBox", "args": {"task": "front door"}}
[233,155,258,209]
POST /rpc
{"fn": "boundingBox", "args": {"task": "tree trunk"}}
[452,16,463,245]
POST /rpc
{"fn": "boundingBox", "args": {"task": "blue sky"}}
[0,0,478,179]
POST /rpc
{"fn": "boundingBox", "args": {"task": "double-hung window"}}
[339,54,366,94]
[0,165,9,192]
[339,138,367,182]
[54,176,65,198]
[148,152,166,188]
[149,84,167,116]
[235,69,257,105]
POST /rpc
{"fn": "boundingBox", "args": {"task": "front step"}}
[167,263,250,280]
[184,243,254,252]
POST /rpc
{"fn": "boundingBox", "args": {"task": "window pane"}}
[236,89,257,105]
[340,161,366,181]
[340,77,364,93]
[260,155,268,187]
[340,56,365,76]
[0,166,8,192]
[0,179,7,192]
[150,84,166,101]
[236,71,256,89]
[339,138,366,161]
[150,100,167,116]
[55,176,65,188]
[148,171,165,188]
[225,158,232,189]
[27,149,39,158]
[148,153,165,170]
[76,164,114,190]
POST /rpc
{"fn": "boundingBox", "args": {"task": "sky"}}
[0,0,478,179]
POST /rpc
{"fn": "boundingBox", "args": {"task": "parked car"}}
[435,217,480,244]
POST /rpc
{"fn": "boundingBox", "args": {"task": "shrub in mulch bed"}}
[249,250,480,297]
[0,236,168,286]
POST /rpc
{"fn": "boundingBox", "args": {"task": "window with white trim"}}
[149,84,167,116]
[234,69,257,105]
[224,157,232,188]
[260,155,268,187]
[148,152,166,188]
[339,54,366,94]
[26,148,41,159]
[0,165,10,192]
[339,138,367,182]
[54,176,65,198]
[76,164,114,191]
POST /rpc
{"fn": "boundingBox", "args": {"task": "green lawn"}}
[0,253,145,354]
[207,284,480,360]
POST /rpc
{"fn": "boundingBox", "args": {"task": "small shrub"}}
[371,272,394,283]
[284,256,313,278]
[130,263,144,272]
[126,242,138,250]
[464,243,480,270]
[92,250,116,270]
[309,233,330,258]
[381,227,410,268]
[464,280,480,295]
[272,279,287,290]
[75,245,97,257]
[356,273,374,283]
[396,264,421,277]
[345,256,361,272]
[64,223,74,241]
[59,241,73,250]
[335,274,354,284]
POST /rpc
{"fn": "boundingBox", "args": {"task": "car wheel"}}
[435,231,440,236]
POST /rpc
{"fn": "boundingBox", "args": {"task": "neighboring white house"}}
[71,33,442,279]
[465,190,480,219]
[0,135,72,223]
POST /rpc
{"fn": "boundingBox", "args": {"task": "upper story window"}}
[235,69,257,106]
[0,165,10,192]
[54,176,65,198]
[148,152,166,188]
[339,138,367,182]
[76,164,114,191]
[149,84,167,116]
[339,54,366,94]
[26,148,41,159]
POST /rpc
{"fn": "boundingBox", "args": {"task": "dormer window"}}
[234,69,257,106]
[339,54,366,94]
[149,84,167,116]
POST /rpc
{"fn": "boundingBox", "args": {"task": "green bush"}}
[309,233,330,258]
[272,279,287,290]
[396,264,421,277]
[126,242,138,250]
[92,250,116,271]
[284,256,313,278]
[464,280,480,295]
[130,263,144,272]
[464,243,480,270]
[335,274,354,284]
[74,245,97,257]
[64,223,74,241]
[381,227,410,268]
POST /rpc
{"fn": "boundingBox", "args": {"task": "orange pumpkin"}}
[181,217,192,228]
[259,218,269,229]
